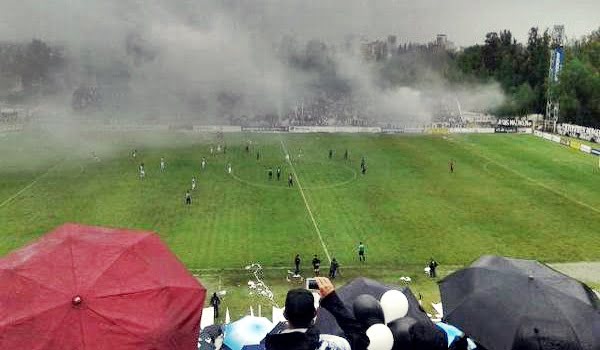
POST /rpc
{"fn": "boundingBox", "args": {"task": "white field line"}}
[0,162,63,209]
[279,138,332,263]
[450,138,600,215]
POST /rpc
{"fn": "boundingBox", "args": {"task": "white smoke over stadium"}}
[0,0,512,125]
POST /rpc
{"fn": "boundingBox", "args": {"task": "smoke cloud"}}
[0,0,514,125]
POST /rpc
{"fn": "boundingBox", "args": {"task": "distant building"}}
[360,40,388,61]
[386,35,397,58]
[433,34,455,51]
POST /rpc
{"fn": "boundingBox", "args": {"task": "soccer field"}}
[1,130,600,271]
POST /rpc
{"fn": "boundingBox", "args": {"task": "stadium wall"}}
[288,126,381,133]
[533,130,600,157]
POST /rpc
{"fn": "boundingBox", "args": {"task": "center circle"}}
[231,160,357,190]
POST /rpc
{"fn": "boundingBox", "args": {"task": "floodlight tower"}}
[545,25,565,133]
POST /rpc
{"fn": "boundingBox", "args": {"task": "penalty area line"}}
[279,138,332,263]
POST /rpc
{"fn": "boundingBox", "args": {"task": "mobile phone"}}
[306,278,319,290]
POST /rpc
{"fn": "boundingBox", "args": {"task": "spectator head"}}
[284,288,316,329]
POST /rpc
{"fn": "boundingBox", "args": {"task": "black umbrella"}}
[314,277,433,335]
[439,255,600,350]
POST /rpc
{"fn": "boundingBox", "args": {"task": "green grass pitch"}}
[1,130,600,271]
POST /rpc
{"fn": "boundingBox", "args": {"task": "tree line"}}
[453,27,599,125]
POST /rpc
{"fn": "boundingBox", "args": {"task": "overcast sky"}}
[0,0,598,46]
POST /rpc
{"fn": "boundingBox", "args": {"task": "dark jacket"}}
[265,291,369,350]
[210,294,221,307]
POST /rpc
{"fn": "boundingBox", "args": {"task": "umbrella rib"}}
[30,306,76,350]
[443,283,522,349]
[81,234,152,293]
[83,305,150,344]
[544,289,586,347]
[2,268,69,297]
[68,234,79,293]
[93,285,201,299]
[0,301,68,328]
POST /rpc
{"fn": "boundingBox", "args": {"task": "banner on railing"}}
[570,141,581,150]
[494,126,518,133]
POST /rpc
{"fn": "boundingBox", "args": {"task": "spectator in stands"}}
[265,277,369,350]
[210,292,221,318]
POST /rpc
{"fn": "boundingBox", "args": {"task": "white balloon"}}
[366,324,394,350]
[380,290,409,323]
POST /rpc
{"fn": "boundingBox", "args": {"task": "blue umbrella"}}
[436,322,477,349]
[223,316,274,350]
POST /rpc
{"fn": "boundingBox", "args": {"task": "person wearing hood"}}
[265,277,369,350]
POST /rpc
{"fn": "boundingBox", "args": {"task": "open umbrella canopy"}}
[0,223,206,350]
[223,316,274,350]
[314,277,434,335]
[440,255,600,350]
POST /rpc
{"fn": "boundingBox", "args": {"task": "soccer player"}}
[288,173,294,187]
[139,163,145,179]
[312,255,321,276]
[329,149,333,159]
[185,190,192,205]
[132,149,137,159]
[360,157,366,171]
[361,165,367,175]
[276,167,281,181]
[217,145,221,152]
[210,146,214,155]
[160,157,166,172]
[449,159,455,173]
[191,176,197,190]
[357,242,366,262]
[257,151,260,160]
[344,149,348,160]
[201,157,206,170]
[227,163,232,174]
[268,168,273,180]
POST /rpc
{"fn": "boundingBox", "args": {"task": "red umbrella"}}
[0,223,206,350]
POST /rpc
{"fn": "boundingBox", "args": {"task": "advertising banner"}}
[427,128,449,135]
[242,126,289,132]
[580,144,592,153]
[494,126,518,133]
